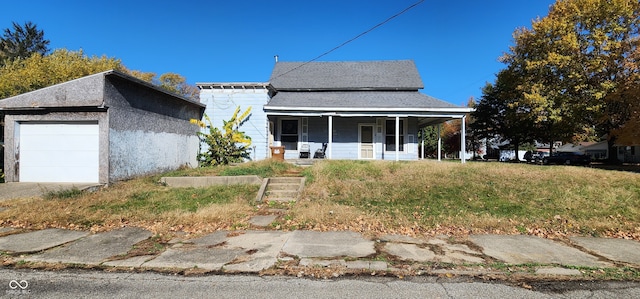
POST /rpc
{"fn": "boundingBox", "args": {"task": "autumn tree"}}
[0,49,125,98]
[501,0,640,161]
[158,73,200,101]
[464,97,484,159]
[0,21,50,66]
[0,48,200,100]
[437,100,479,159]
[611,44,640,145]
[441,120,461,157]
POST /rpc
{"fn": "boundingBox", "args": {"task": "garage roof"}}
[0,70,205,110]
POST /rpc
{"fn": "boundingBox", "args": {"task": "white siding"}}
[199,85,270,160]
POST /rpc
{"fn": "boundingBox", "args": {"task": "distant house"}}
[555,142,596,153]
[582,141,640,163]
[616,145,640,163]
[199,60,473,161]
[0,70,205,183]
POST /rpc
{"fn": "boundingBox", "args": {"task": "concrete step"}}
[269,177,304,184]
[264,197,297,203]
[266,190,299,198]
[267,183,300,191]
[257,177,306,202]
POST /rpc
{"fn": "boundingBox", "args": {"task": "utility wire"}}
[272,0,425,81]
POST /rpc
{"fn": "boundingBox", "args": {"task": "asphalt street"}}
[3,268,640,298]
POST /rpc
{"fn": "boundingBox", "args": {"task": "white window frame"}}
[384,118,407,153]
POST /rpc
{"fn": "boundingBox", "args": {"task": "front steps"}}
[261,177,305,202]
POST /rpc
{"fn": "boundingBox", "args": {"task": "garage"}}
[18,122,99,183]
[1,70,205,184]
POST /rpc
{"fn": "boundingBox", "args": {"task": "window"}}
[280,119,298,150]
[385,119,404,152]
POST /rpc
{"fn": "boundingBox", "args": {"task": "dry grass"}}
[0,159,639,240]
[296,160,640,239]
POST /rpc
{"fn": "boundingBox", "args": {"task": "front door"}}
[359,124,375,159]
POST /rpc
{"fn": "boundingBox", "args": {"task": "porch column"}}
[328,115,333,159]
[437,123,442,161]
[421,132,424,160]
[395,116,400,161]
[461,115,467,164]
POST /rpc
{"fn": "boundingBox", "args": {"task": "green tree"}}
[472,68,535,159]
[418,125,440,157]
[191,107,252,166]
[501,0,640,161]
[0,21,50,66]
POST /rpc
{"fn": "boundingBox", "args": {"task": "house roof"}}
[265,91,464,111]
[269,60,424,91]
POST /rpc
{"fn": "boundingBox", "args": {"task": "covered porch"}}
[265,108,471,163]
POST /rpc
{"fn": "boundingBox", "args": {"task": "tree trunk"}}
[513,140,520,162]
[607,136,621,164]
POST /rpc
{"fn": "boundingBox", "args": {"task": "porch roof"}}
[266,91,462,109]
[264,91,472,125]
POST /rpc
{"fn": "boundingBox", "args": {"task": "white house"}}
[198,60,473,162]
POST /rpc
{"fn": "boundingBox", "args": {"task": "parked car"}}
[542,152,591,166]
[525,150,549,164]
[532,151,549,164]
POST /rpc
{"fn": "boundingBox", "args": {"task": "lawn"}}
[0,159,638,240]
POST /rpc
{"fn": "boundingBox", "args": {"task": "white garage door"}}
[19,122,99,183]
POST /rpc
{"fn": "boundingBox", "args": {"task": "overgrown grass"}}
[0,159,638,240]
[93,185,258,214]
[44,188,85,200]
[160,159,295,178]
[295,160,640,238]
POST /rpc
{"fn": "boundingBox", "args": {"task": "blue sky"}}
[3,0,555,106]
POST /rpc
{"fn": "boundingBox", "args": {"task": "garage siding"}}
[108,129,199,181]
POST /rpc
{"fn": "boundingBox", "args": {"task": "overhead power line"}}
[273,0,425,80]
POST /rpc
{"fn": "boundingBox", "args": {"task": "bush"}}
[191,107,252,166]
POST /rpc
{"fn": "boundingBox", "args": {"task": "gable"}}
[269,60,424,91]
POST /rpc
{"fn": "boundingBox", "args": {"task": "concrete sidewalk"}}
[1,227,639,278]
[0,182,102,201]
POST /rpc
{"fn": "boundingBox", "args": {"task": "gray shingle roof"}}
[264,91,461,110]
[269,60,423,91]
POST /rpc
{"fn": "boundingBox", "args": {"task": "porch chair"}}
[313,143,327,159]
[299,144,310,159]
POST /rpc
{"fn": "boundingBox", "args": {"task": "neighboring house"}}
[200,60,473,162]
[555,142,596,153]
[0,70,205,184]
[582,141,608,160]
[562,141,640,163]
[617,145,640,163]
